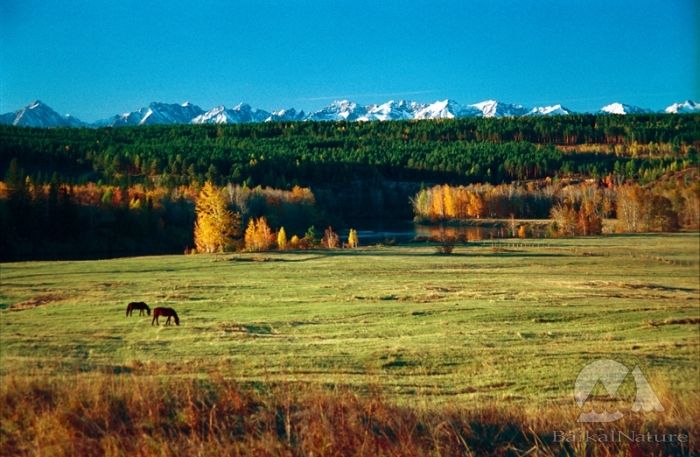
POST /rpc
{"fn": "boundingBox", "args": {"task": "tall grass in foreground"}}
[1,374,697,456]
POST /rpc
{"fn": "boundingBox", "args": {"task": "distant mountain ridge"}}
[1,98,698,128]
[0,100,86,128]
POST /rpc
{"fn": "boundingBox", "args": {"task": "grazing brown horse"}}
[126,301,150,316]
[152,307,180,326]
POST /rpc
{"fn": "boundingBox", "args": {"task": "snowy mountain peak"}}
[192,105,228,124]
[191,103,270,124]
[359,99,421,121]
[527,104,573,116]
[664,100,699,114]
[265,108,306,122]
[469,100,529,118]
[600,102,650,115]
[0,100,84,127]
[414,99,469,119]
[94,101,205,126]
[307,99,367,121]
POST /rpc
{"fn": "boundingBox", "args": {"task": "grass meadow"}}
[1,233,699,455]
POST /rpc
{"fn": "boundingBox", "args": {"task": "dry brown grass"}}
[9,293,67,311]
[1,373,697,457]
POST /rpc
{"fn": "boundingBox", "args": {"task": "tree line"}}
[0,164,323,260]
[413,172,699,236]
[1,114,697,191]
[194,182,359,253]
[1,115,697,259]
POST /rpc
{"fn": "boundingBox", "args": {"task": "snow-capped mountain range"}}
[1,98,697,128]
[0,100,86,128]
[94,102,206,127]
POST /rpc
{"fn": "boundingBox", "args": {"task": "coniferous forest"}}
[1,114,698,260]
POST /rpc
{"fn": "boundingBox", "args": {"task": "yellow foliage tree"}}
[455,188,470,218]
[412,189,430,219]
[277,227,287,250]
[430,185,444,219]
[194,182,240,253]
[443,185,456,219]
[347,228,359,248]
[244,219,256,250]
[244,217,274,251]
[467,192,485,218]
[291,185,315,203]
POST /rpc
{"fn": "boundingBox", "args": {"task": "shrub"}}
[431,230,456,255]
[289,235,300,249]
[2,374,695,457]
[322,226,340,249]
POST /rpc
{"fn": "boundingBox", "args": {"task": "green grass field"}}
[2,233,698,408]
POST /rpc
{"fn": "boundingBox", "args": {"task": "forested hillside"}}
[1,114,698,187]
[1,114,698,259]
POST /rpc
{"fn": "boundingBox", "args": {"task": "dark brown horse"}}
[126,301,150,316]
[152,307,180,326]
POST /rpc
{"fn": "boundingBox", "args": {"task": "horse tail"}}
[126,304,131,316]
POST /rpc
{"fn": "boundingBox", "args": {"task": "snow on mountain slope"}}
[306,100,368,121]
[96,102,205,126]
[358,100,423,121]
[228,103,271,123]
[600,102,650,115]
[0,100,84,127]
[265,108,306,122]
[192,105,230,124]
[3,98,697,128]
[192,103,271,124]
[469,100,529,117]
[413,99,479,119]
[526,104,573,116]
[664,100,699,114]
[142,101,205,124]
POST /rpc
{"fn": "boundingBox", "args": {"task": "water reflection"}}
[339,221,547,245]
[415,225,513,241]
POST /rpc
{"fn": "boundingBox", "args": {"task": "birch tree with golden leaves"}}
[244,217,274,251]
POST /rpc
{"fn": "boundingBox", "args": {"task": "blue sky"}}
[1,0,697,121]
